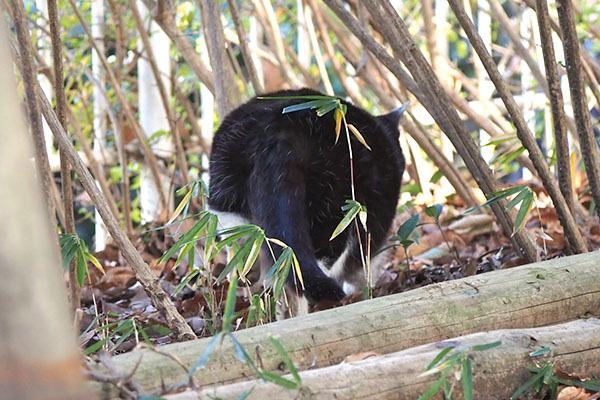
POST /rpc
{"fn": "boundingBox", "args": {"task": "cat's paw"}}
[305,276,346,303]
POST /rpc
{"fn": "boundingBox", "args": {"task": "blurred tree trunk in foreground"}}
[0,18,86,400]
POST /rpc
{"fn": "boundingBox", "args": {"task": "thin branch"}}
[47,0,79,312]
[227,0,264,94]
[199,0,236,118]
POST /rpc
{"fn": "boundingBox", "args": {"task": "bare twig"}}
[47,0,80,312]
[227,0,263,94]
[199,0,237,118]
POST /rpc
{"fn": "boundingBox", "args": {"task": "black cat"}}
[208,88,406,305]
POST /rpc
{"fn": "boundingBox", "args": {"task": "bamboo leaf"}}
[512,191,534,234]
[282,99,332,114]
[397,213,420,240]
[269,335,301,384]
[348,123,372,150]
[335,107,343,144]
[167,189,193,225]
[462,358,473,400]
[425,346,455,370]
[188,332,223,376]
[330,200,361,240]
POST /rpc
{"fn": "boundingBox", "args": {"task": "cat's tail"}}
[247,132,346,303]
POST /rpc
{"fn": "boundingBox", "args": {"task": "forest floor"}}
[79,177,600,398]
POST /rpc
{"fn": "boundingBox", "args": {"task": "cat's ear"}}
[378,101,410,127]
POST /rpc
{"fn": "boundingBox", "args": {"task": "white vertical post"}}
[200,35,214,185]
[137,1,173,224]
[520,9,536,180]
[435,0,454,164]
[92,0,108,251]
[249,16,264,89]
[297,0,310,70]
[477,0,494,163]
[35,0,53,155]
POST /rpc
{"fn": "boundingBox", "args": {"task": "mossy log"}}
[92,252,600,398]
[170,318,600,399]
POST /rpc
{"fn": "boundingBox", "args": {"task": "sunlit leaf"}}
[425,346,455,370]
[348,123,372,150]
[513,191,534,235]
[167,189,193,225]
[335,107,343,144]
[330,200,361,240]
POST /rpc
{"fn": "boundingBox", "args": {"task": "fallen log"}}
[92,252,600,398]
[170,318,600,399]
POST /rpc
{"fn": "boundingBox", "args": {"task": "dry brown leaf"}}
[344,351,381,363]
[557,386,589,400]
[448,214,494,235]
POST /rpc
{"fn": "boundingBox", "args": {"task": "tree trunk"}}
[172,318,600,400]
[0,18,87,399]
[91,251,600,397]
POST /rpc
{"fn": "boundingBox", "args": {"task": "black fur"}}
[208,88,405,303]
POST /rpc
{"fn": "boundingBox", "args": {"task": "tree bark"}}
[556,0,600,221]
[173,319,600,400]
[535,0,575,215]
[0,17,87,399]
[91,251,600,397]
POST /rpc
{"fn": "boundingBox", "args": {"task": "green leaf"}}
[330,200,361,240]
[397,213,420,240]
[471,341,502,351]
[510,367,546,399]
[430,169,444,184]
[188,332,223,376]
[76,247,87,286]
[425,346,455,370]
[240,232,265,278]
[222,271,239,331]
[282,99,334,114]
[419,364,453,400]
[425,204,443,221]
[172,269,201,296]
[315,100,339,116]
[158,213,210,265]
[465,186,527,214]
[259,370,299,389]
[513,190,534,234]
[462,358,473,400]
[216,231,262,283]
[269,336,301,384]
[529,346,551,357]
